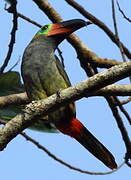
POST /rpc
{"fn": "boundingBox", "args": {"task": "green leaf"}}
[0,71,23,119]
[0,71,24,95]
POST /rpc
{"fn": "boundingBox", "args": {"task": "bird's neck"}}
[31,35,58,53]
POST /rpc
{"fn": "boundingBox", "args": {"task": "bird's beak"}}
[48,19,91,37]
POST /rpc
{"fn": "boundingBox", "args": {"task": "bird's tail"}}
[56,117,117,169]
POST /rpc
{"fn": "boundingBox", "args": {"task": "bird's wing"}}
[55,55,71,87]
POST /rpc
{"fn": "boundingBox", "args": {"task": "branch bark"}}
[0,84,131,108]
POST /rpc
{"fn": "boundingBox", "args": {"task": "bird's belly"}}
[22,61,75,125]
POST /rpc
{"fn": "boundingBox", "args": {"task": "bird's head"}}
[33,19,91,47]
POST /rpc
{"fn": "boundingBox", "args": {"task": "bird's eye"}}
[35,24,51,36]
[41,25,48,31]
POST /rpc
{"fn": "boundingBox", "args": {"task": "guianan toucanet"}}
[21,19,117,169]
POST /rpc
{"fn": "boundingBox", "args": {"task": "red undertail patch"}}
[57,118,84,139]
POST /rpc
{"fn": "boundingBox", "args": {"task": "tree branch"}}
[0,84,131,108]
[119,97,131,105]
[111,0,127,63]
[32,0,63,22]
[114,97,131,125]
[0,1,18,74]
[117,0,131,23]
[0,62,130,150]
[0,92,29,108]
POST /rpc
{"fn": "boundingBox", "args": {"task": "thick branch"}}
[0,92,29,108]
[0,62,130,150]
[95,84,131,96]
[0,84,131,108]
[32,0,63,22]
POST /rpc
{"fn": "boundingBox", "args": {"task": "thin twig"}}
[119,97,131,105]
[111,0,131,84]
[0,1,18,74]
[0,119,124,175]
[17,12,42,28]
[114,97,131,125]
[57,48,65,68]
[118,104,131,124]
[116,0,131,23]
[5,7,42,28]
[21,131,124,175]
[125,158,131,167]
[8,56,21,71]
[111,0,127,62]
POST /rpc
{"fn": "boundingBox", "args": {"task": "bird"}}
[21,19,117,169]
